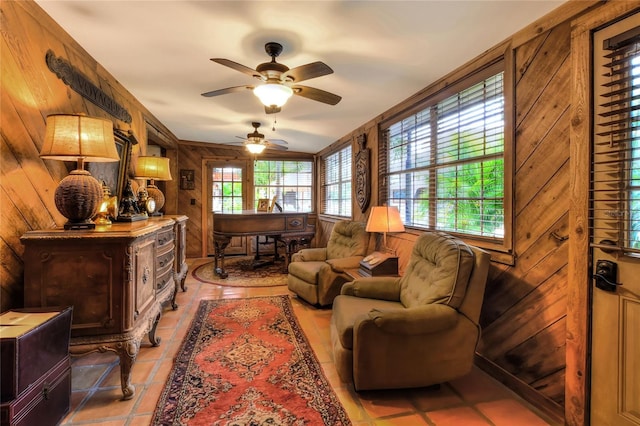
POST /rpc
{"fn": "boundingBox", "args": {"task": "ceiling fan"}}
[222,122,288,154]
[201,42,342,114]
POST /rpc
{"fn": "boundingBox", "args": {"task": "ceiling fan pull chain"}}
[272,116,277,132]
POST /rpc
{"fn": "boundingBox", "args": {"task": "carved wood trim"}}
[45,50,132,123]
[355,134,371,213]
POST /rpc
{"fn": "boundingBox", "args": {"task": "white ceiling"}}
[36,0,565,153]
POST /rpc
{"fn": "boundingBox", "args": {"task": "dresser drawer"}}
[157,227,174,247]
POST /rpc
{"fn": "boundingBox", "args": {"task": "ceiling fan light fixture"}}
[246,142,267,154]
[253,83,293,107]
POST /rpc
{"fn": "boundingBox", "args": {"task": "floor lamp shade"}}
[135,156,172,214]
[40,114,120,229]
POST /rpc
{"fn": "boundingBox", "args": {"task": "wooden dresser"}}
[161,215,189,299]
[21,218,179,400]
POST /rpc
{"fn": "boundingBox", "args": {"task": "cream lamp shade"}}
[253,83,293,108]
[135,156,172,215]
[366,206,405,250]
[40,114,119,230]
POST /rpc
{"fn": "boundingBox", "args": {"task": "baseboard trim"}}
[474,354,565,425]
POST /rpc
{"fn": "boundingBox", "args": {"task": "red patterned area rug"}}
[152,296,351,425]
[192,257,287,287]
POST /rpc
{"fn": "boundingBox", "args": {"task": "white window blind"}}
[592,26,640,254]
[322,145,352,216]
[383,65,505,239]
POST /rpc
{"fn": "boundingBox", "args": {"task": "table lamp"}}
[365,206,405,252]
[135,156,172,215]
[39,114,120,230]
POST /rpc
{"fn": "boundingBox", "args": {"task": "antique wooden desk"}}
[21,219,180,400]
[213,211,314,278]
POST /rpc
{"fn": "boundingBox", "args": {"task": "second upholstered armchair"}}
[287,220,370,306]
[330,231,490,390]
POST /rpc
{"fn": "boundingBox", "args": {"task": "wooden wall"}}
[312,2,601,422]
[0,1,179,312]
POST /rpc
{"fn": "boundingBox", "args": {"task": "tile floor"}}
[61,258,560,425]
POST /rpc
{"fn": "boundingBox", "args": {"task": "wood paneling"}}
[313,11,584,421]
[0,0,177,312]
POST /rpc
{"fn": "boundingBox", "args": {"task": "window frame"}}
[253,159,314,213]
[321,143,353,218]
[379,53,514,256]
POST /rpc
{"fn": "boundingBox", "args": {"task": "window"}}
[211,166,243,213]
[592,25,640,254]
[254,160,313,212]
[382,62,506,241]
[322,145,352,216]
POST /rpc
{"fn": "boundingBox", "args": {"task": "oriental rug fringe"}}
[152,296,351,425]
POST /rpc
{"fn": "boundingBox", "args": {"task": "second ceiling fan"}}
[222,122,288,154]
[201,42,342,114]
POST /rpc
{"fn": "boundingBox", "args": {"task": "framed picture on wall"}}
[180,169,195,190]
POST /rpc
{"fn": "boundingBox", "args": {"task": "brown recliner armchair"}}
[330,231,490,390]
[288,220,369,306]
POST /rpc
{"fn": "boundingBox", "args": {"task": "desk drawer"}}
[285,216,306,231]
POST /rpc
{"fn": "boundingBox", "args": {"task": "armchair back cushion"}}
[326,220,369,260]
[400,231,475,309]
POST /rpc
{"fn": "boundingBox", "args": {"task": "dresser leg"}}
[118,340,140,400]
[148,311,162,347]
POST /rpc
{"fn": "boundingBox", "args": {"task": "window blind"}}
[382,66,505,239]
[592,28,640,254]
[322,145,352,216]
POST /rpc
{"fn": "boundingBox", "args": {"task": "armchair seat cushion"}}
[332,295,403,349]
[288,260,325,283]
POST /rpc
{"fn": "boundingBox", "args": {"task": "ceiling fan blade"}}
[210,58,262,79]
[292,85,342,105]
[266,144,288,151]
[201,85,253,97]
[282,61,333,83]
[266,139,288,146]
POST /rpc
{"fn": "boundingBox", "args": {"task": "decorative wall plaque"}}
[355,134,371,213]
[45,50,132,123]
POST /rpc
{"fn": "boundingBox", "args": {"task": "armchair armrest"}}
[341,276,401,301]
[292,247,327,262]
[366,304,459,335]
[326,256,365,272]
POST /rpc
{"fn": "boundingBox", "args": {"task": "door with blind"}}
[207,161,248,256]
[591,12,640,426]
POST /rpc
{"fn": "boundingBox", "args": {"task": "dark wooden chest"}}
[0,307,72,426]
